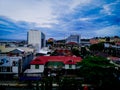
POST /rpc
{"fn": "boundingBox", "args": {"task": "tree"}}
[80,46,90,58]
[106,37,110,42]
[77,56,120,89]
[71,47,80,56]
[90,43,104,52]
[59,77,78,90]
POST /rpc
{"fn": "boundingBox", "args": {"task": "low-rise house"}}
[24,56,82,77]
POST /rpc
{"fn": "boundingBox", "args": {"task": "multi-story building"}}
[80,39,90,46]
[66,34,81,44]
[27,30,46,52]
[0,45,34,79]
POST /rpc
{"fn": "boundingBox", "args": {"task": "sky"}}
[0,0,120,40]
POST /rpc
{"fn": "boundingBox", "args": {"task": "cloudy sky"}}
[0,0,120,40]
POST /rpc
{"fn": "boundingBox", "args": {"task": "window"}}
[69,65,72,69]
[12,61,18,66]
[7,67,11,72]
[35,65,39,69]
[2,67,7,72]
[0,67,2,72]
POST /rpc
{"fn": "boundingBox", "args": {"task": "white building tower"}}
[27,30,46,52]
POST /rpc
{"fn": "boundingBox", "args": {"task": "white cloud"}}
[0,20,10,26]
[103,5,112,15]
[0,0,57,27]
[101,0,120,15]
[1,29,15,33]
[0,0,92,28]
[70,0,91,9]
[79,17,91,21]
[95,25,120,36]
[36,23,52,28]
[79,17,98,21]
[0,0,120,40]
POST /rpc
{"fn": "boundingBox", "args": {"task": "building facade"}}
[66,34,81,44]
[27,30,46,52]
[0,47,34,79]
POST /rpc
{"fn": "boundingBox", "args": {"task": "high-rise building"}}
[27,30,46,52]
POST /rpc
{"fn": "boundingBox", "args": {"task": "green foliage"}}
[71,47,80,56]
[77,56,119,87]
[59,77,78,90]
[79,56,114,68]
[80,47,90,58]
[90,43,104,51]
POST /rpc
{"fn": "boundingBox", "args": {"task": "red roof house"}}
[24,56,82,76]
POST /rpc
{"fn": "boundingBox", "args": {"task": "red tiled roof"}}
[30,56,82,65]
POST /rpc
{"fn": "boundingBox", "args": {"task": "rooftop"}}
[30,56,82,65]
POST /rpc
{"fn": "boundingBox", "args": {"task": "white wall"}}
[30,65,35,69]
[72,65,76,69]
[39,65,44,72]
[30,65,44,71]
[65,65,69,69]
[12,67,18,73]
[65,64,76,69]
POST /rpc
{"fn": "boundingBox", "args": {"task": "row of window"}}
[35,65,73,69]
[0,67,12,72]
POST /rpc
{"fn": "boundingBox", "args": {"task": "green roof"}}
[46,61,64,67]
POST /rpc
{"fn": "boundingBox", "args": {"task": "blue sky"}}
[0,0,120,40]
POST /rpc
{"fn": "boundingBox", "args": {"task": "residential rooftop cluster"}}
[0,30,120,90]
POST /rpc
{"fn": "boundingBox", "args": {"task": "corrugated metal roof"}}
[0,46,34,53]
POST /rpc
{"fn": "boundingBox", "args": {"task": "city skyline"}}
[0,0,120,40]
